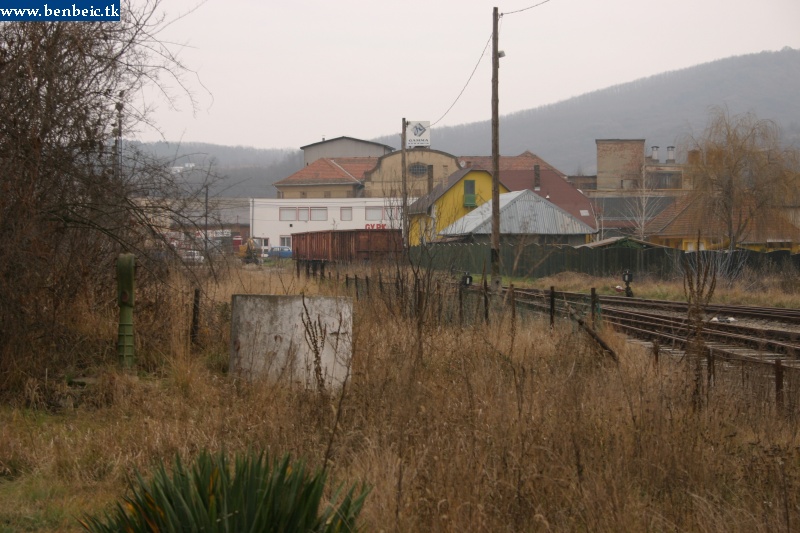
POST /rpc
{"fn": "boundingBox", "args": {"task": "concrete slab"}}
[230,295,352,389]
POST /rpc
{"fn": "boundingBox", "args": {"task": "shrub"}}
[79,449,369,532]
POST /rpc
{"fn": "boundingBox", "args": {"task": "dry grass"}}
[522,268,800,308]
[1,264,799,531]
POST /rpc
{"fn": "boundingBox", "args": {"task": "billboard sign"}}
[406,120,430,148]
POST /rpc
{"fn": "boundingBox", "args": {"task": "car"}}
[181,249,205,264]
[267,246,292,259]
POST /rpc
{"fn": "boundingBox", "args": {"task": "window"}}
[463,180,476,207]
[409,163,427,178]
[646,172,682,190]
[310,207,327,221]
[280,236,291,247]
[279,207,296,221]
[340,207,352,221]
[276,191,284,199]
[365,206,383,221]
[297,208,309,221]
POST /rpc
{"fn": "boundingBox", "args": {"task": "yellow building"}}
[408,168,509,245]
[362,149,461,198]
[273,148,461,200]
[645,195,800,252]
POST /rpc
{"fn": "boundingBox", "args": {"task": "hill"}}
[136,48,800,194]
[131,141,303,198]
[373,47,800,175]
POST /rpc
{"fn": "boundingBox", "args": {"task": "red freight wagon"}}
[292,229,402,263]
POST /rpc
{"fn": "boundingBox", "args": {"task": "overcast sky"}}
[135,0,800,150]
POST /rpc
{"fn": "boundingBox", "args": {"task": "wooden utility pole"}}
[490,6,501,292]
[401,118,409,251]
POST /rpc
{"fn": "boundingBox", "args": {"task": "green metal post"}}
[117,253,136,369]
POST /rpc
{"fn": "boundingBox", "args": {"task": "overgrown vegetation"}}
[0,2,223,395]
[685,106,800,251]
[1,266,799,531]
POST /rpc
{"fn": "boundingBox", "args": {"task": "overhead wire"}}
[431,32,492,127]
[503,0,553,16]
[430,1,553,127]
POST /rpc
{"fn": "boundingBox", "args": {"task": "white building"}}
[249,197,406,254]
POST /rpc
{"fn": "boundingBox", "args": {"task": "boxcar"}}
[292,229,402,263]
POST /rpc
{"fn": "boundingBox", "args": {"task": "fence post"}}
[436,281,442,323]
[550,285,556,329]
[459,284,464,327]
[510,284,516,325]
[345,274,349,289]
[366,275,370,297]
[590,287,597,329]
[483,276,489,324]
[776,359,784,415]
[706,348,715,391]
[190,287,200,345]
[652,339,660,366]
[354,275,359,301]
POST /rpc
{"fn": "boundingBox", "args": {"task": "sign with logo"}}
[406,121,431,148]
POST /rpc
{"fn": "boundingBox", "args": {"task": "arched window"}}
[409,163,428,178]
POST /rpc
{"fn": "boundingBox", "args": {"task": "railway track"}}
[510,287,800,368]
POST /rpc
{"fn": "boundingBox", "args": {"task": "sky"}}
[134,0,800,151]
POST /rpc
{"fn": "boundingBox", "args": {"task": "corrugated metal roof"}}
[577,236,669,249]
[440,190,597,236]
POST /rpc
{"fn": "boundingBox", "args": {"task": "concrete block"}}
[230,295,352,388]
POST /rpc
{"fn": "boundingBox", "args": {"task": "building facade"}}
[362,149,461,198]
[249,197,403,253]
[408,168,508,246]
[300,136,394,166]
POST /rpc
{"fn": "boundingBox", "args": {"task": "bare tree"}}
[685,107,800,251]
[622,181,662,241]
[0,2,210,382]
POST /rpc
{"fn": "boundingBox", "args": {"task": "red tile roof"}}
[274,157,378,187]
[458,151,567,176]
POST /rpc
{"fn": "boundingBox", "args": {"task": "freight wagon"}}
[292,229,403,265]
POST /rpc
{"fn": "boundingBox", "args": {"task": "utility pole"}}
[401,118,409,251]
[490,6,501,292]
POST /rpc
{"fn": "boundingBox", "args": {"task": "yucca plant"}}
[79,449,369,532]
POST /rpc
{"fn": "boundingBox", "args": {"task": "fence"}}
[342,273,800,416]
[409,242,800,280]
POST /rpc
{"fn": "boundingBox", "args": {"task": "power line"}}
[503,0,552,16]
[430,0,554,127]
[431,32,492,127]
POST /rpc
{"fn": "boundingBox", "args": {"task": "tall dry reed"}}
[0,265,798,532]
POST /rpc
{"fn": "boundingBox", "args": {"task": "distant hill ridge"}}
[139,48,800,195]
[373,47,800,175]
